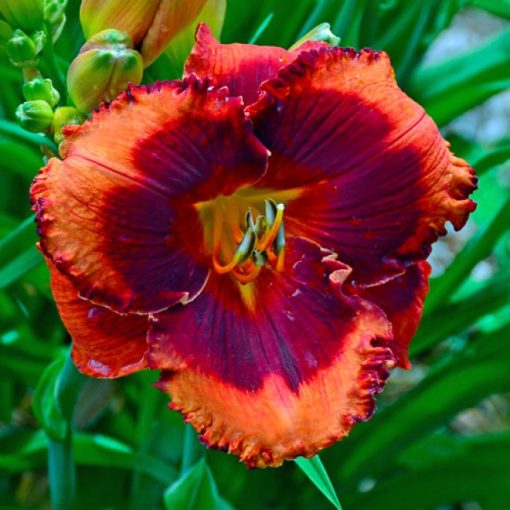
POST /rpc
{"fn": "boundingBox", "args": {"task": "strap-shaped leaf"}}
[337,324,510,482]
[349,433,510,509]
[295,455,342,510]
[164,459,233,510]
[409,28,510,125]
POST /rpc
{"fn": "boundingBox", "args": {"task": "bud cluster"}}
[3,0,228,142]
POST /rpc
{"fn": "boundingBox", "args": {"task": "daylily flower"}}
[31,25,477,468]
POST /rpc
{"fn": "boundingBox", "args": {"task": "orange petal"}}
[47,258,148,378]
[31,79,268,314]
[248,47,477,286]
[351,262,431,369]
[148,238,395,467]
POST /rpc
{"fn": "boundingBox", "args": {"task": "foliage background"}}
[1,0,510,509]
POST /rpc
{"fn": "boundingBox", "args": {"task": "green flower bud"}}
[67,29,143,113]
[5,28,45,66]
[44,0,67,42]
[44,0,66,25]
[80,0,208,67]
[289,23,340,51]
[52,106,84,144]
[0,0,44,32]
[23,78,60,107]
[16,100,54,132]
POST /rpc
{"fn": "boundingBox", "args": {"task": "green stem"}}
[129,372,163,510]
[42,22,67,97]
[0,118,57,151]
[48,354,85,510]
[180,425,203,475]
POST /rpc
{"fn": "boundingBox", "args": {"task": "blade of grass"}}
[0,247,42,289]
[296,455,342,509]
[0,216,37,266]
[298,0,340,37]
[248,13,274,44]
[332,0,368,47]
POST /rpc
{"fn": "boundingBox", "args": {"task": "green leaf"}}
[0,429,177,484]
[295,456,342,509]
[0,215,38,268]
[472,142,510,176]
[0,140,43,179]
[248,12,274,44]
[350,433,510,509]
[411,269,510,356]
[337,325,510,482]
[425,195,510,314]
[409,28,510,125]
[164,459,233,510]
[0,215,42,288]
[0,246,42,289]
[470,0,510,19]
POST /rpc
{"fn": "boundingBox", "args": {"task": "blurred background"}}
[1,0,509,509]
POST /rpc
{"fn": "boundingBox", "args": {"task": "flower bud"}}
[23,78,60,106]
[67,29,143,113]
[0,0,44,32]
[163,0,226,75]
[289,23,340,51]
[44,0,67,42]
[16,100,54,132]
[5,28,44,67]
[53,106,84,144]
[79,0,208,67]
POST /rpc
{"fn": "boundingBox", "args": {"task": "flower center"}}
[195,190,290,284]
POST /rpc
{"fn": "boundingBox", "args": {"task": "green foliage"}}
[1,0,509,509]
[295,456,342,509]
[163,459,233,510]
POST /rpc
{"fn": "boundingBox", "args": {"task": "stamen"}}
[275,222,285,255]
[209,195,286,282]
[233,264,262,284]
[276,248,285,272]
[258,203,284,252]
[213,224,256,274]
